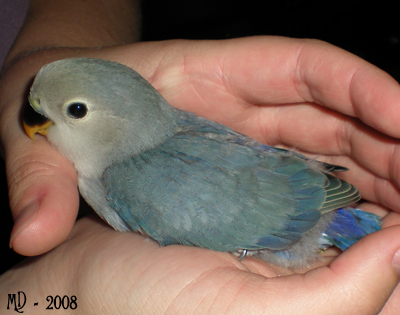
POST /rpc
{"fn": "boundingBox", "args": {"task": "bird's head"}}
[23,58,177,178]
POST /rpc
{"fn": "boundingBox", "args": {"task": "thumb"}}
[5,133,79,256]
[310,224,400,314]
[236,224,400,315]
[0,54,80,256]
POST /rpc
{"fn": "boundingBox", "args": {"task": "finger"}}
[324,225,400,314]
[5,135,79,256]
[0,57,80,256]
[295,38,400,139]
[251,103,400,211]
[222,36,400,139]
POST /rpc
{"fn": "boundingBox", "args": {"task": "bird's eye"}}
[67,102,88,119]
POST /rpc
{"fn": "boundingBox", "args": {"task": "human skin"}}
[1,1,400,314]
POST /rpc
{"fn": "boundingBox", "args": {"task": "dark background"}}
[1,0,399,274]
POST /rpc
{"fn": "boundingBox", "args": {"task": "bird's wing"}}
[102,111,358,251]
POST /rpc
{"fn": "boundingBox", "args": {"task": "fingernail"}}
[393,249,400,277]
[9,203,39,248]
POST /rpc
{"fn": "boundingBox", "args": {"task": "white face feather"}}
[29,58,178,178]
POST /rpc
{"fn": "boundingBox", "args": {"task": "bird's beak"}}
[22,98,54,140]
[23,119,53,140]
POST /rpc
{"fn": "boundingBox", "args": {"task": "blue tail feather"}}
[320,208,382,251]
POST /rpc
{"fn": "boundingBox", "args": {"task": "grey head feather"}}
[29,58,178,178]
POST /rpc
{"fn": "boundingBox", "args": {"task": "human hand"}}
[129,37,400,215]
[4,36,400,256]
[0,212,399,315]
[3,35,400,314]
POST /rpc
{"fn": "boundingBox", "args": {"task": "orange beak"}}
[23,119,53,140]
[22,100,53,140]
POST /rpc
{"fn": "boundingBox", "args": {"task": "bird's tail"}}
[320,207,382,251]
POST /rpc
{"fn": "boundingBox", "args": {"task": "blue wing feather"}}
[321,208,382,250]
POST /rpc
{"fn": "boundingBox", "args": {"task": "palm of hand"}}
[24,213,397,315]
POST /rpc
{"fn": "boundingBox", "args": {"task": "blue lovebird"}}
[23,58,381,269]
